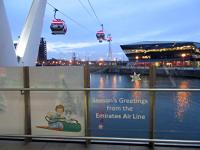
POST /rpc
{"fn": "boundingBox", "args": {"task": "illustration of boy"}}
[45,104,66,130]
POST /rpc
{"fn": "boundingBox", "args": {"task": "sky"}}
[4,0,200,61]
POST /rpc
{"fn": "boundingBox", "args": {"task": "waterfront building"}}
[121,41,200,67]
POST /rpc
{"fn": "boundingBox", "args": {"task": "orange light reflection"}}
[176,81,190,121]
[132,80,142,98]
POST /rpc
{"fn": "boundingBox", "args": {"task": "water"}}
[89,73,200,140]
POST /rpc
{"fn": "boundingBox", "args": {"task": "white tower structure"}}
[16,0,47,66]
[0,0,18,66]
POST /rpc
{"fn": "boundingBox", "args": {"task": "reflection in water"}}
[111,75,117,95]
[176,81,191,121]
[99,76,105,88]
[97,76,106,129]
[112,75,117,88]
[98,76,106,97]
[132,80,142,98]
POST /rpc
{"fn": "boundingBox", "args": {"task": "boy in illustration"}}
[45,104,66,130]
[37,104,81,132]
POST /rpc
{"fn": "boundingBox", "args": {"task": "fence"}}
[0,66,200,148]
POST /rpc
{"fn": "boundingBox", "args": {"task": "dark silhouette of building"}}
[37,37,47,62]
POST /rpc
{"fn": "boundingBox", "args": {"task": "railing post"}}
[23,67,32,143]
[149,63,156,149]
[84,62,90,146]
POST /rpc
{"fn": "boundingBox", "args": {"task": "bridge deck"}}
[0,140,197,150]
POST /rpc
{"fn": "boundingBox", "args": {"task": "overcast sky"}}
[4,0,200,60]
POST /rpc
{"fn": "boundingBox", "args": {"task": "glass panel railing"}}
[155,91,200,140]
[30,91,85,137]
[89,91,150,138]
[0,67,24,135]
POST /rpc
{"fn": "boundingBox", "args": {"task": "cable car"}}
[50,8,67,35]
[50,19,67,35]
[96,24,105,43]
[96,30,105,43]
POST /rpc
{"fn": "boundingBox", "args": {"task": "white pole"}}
[16,0,47,66]
[0,0,18,67]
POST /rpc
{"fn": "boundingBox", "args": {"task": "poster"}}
[0,67,24,134]
[29,66,85,136]
[90,74,150,138]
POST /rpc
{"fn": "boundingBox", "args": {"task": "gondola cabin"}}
[96,30,105,43]
[50,19,67,35]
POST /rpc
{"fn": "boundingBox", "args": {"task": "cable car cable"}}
[47,2,93,33]
[77,0,94,18]
[54,8,58,19]
[87,0,102,25]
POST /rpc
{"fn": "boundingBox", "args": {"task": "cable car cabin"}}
[96,30,105,43]
[50,19,67,35]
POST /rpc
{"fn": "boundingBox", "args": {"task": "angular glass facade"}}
[121,41,200,62]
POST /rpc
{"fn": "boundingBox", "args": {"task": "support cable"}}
[47,2,93,33]
[87,0,102,25]
[77,0,94,18]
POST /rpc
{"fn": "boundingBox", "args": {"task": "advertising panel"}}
[29,66,85,136]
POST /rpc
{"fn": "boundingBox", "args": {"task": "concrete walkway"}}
[0,141,199,150]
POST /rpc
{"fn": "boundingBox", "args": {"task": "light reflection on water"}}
[132,80,142,98]
[175,81,191,121]
[111,75,117,88]
[99,76,105,89]
[96,74,192,122]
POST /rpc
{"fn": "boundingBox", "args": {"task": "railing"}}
[1,88,200,92]
[0,87,200,148]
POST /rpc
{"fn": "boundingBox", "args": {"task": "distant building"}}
[37,37,47,62]
[121,41,200,67]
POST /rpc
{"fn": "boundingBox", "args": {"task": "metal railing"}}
[0,87,200,147]
[1,87,200,92]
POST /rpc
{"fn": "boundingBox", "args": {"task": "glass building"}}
[121,41,200,67]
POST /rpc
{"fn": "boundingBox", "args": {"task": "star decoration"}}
[98,124,104,130]
[130,72,141,82]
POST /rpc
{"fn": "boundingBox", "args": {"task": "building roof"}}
[120,41,200,49]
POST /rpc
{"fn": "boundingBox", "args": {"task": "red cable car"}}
[96,24,105,43]
[50,9,67,35]
[50,19,67,35]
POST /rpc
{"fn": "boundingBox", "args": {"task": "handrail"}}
[1,87,200,146]
[0,88,200,92]
[1,135,200,144]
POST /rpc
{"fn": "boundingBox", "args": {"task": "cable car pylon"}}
[107,34,112,61]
